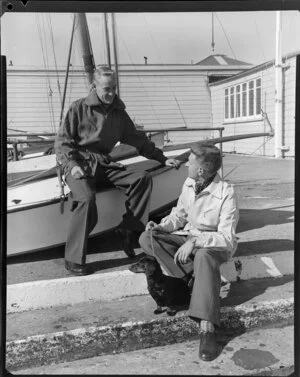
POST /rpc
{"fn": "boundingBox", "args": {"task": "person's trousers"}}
[139,230,229,327]
[65,163,153,265]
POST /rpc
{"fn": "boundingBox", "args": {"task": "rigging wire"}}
[254,16,274,87]
[35,14,56,134]
[141,13,189,130]
[215,13,237,60]
[116,30,163,129]
[41,14,57,133]
[47,13,63,105]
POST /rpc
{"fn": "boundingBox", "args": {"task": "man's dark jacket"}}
[54,90,167,177]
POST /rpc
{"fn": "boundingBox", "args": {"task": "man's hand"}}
[165,158,181,169]
[145,221,164,232]
[174,239,195,265]
[71,166,86,179]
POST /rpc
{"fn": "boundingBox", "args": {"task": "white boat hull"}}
[7,150,189,256]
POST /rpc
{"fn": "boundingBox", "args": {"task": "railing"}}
[7,127,225,161]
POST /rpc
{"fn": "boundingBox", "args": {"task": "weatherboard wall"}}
[6,66,212,141]
[209,53,297,158]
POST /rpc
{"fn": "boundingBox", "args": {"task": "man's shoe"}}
[122,229,136,259]
[65,260,93,276]
[199,331,219,361]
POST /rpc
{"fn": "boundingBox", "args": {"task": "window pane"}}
[249,87,254,116]
[236,93,240,117]
[242,88,247,116]
[256,86,261,115]
[225,95,229,119]
[225,88,228,96]
[249,80,254,89]
[256,78,261,87]
[230,88,234,118]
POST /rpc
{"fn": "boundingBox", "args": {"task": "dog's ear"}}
[144,257,159,275]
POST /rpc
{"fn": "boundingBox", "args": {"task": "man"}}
[55,66,180,276]
[138,143,239,361]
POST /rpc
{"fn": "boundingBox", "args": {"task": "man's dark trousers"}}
[139,230,229,327]
[65,163,153,265]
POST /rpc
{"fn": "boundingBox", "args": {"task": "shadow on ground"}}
[237,207,294,233]
[235,239,294,257]
[220,275,294,307]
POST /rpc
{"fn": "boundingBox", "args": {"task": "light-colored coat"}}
[159,174,239,255]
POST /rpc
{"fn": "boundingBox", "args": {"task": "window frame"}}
[224,76,263,123]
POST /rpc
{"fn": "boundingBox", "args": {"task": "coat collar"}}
[186,173,223,199]
[84,90,126,110]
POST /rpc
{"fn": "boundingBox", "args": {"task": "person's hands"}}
[71,166,86,179]
[174,239,195,265]
[145,221,164,232]
[165,158,181,169]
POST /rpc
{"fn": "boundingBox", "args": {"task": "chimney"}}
[144,56,148,65]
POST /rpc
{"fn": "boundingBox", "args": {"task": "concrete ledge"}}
[7,250,293,313]
[6,296,294,371]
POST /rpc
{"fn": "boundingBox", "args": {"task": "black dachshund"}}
[129,256,190,316]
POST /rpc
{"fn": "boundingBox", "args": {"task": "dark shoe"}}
[65,260,93,276]
[199,331,219,361]
[122,229,136,259]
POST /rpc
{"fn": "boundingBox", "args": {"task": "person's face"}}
[186,152,204,180]
[94,75,117,104]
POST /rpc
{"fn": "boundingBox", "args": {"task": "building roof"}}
[195,54,252,67]
[209,49,300,86]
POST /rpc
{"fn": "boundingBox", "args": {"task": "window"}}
[224,78,262,121]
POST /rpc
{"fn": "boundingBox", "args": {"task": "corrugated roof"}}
[196,54,252,66]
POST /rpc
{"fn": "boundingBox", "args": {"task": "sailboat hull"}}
[7,154,188,257]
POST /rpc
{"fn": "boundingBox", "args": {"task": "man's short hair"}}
[190,143,222,174]
[93,66,116,82]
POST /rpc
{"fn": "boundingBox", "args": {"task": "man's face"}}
[95,75,117,104]
[186,152,203,180]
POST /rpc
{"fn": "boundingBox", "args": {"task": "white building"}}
[209,50,299,158]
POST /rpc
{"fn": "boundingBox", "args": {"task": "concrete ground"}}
[6,277,294,373]
[12,325,294,376]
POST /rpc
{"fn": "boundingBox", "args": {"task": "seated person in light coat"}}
[139,143,239,362]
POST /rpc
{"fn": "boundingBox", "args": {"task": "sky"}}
[1,10,300,68]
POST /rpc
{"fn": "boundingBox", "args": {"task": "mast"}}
[75,13,96,85]
[111,13,120,96]
[104,13,112,68]
[211,12,215,52]
[274,11,283,158]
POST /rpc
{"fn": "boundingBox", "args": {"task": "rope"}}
[149,227,155,256]
[8,165,56,188]
[148,227,190,278]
